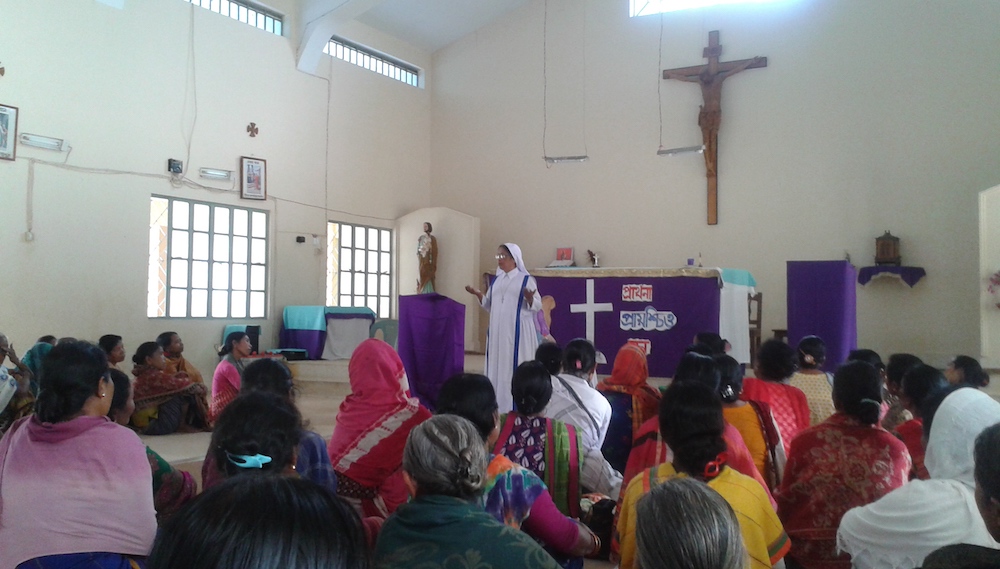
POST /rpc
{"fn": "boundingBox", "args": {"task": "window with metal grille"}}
[181,0,283,36]
[324,36,420,88]
[326,222,393,318]
[148,196,268,319]
[630,0,783,16]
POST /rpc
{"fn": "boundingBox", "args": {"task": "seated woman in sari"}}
[374,414,562,569]
[596,343,660,474]
[837,387,1000,569]
[130,341,211,435]
[788,335,835,426]
[0,341,156,568]
[149,476,367,569]
[741,339,810,455]
[107,369,197,522]
[0,333,35,435]
[98,334,127,371]
[201,358,337,495]
[614,381,789,569]
[717,354,785,490]
[636,477,746,569]
[210,332,251,421]
[922,422,1000,569]
[494,360,584,518]
[621,352,774,507]
[156,331,204,384]
[945,355,990,389]
[897,364,947,480]
[436,373,600,562]
[20,339,52,395]
[777,361,911,569]
[328,338,431,521]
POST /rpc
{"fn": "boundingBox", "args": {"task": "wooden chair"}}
[748,292,763,367]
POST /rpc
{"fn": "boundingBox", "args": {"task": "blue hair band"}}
[226,451,272,469]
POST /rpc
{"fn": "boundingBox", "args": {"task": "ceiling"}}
[354,0,530,52]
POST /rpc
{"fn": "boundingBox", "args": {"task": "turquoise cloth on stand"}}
[281,306,377,331]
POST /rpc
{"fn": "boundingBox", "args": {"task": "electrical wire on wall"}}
[657,10,666,153]
[541,0,589,167]
[17,0,396,247]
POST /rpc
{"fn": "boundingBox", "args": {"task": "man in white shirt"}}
[545,353,623,498]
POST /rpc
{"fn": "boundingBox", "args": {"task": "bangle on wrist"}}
[589,531,601,556]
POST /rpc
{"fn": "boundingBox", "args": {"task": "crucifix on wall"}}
[663,31,767,225]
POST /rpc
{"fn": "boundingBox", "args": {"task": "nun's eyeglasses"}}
[495,254,510,260]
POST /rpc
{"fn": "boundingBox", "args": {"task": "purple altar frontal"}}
[398,293,466,410]
[532,268,724,378]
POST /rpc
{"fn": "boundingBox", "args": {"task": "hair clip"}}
[575,360,582,370]
[860,398,881,407]
[720,385,736,400]
[703,451,728,480]
[226,451,272,469]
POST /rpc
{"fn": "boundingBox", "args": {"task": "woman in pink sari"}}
[328,338,431,521]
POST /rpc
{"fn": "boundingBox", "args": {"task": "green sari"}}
[494,412,583,518]
[374,495,561,569]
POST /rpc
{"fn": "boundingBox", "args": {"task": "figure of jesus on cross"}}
[663,31,767,225]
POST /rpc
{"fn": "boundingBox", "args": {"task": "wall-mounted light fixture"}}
[543,155,589,164]
[657,145,704,157]
[19,133,66,151]
[199,167,233,181]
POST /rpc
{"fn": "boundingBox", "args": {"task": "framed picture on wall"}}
[0,103,19,161]
[240,156,266,200]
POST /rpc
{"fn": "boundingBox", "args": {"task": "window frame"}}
[148,195,269,320]
[324,36,421,88]
[326,221,394,318]
[181,0,284,36]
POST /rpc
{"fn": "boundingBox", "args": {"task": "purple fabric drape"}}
[532,275,721,378]
[857,266,926,287]
[398,293,466,410]
[278,329,325,360]
[787,261,858,372]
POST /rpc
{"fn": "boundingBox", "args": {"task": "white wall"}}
[0,0,432,374]
[430,0,1000,365]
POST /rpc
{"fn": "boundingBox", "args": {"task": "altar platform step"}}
[287,352,489,384]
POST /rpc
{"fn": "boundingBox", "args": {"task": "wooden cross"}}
[663,31,767,225]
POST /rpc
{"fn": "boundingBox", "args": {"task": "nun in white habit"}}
[836,386,1000,569]
[466,243,541,412]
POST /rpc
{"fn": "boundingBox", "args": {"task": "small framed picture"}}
[0,103,19,161]
[240,156,266,200]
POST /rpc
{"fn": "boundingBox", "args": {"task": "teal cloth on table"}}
[325,307,377,318]
[721,268,756,287]
[281,306,377,331]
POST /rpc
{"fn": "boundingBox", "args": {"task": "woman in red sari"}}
[741,339,810,455]
[327,338,431,521]
[596,343,660,474]
[777,361,911,569]
[130,341,211,435]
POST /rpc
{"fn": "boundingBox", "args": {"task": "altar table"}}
[531,267,755,378]
[279,306,377,360]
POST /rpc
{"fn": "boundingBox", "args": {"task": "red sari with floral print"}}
[776,413,911,569]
